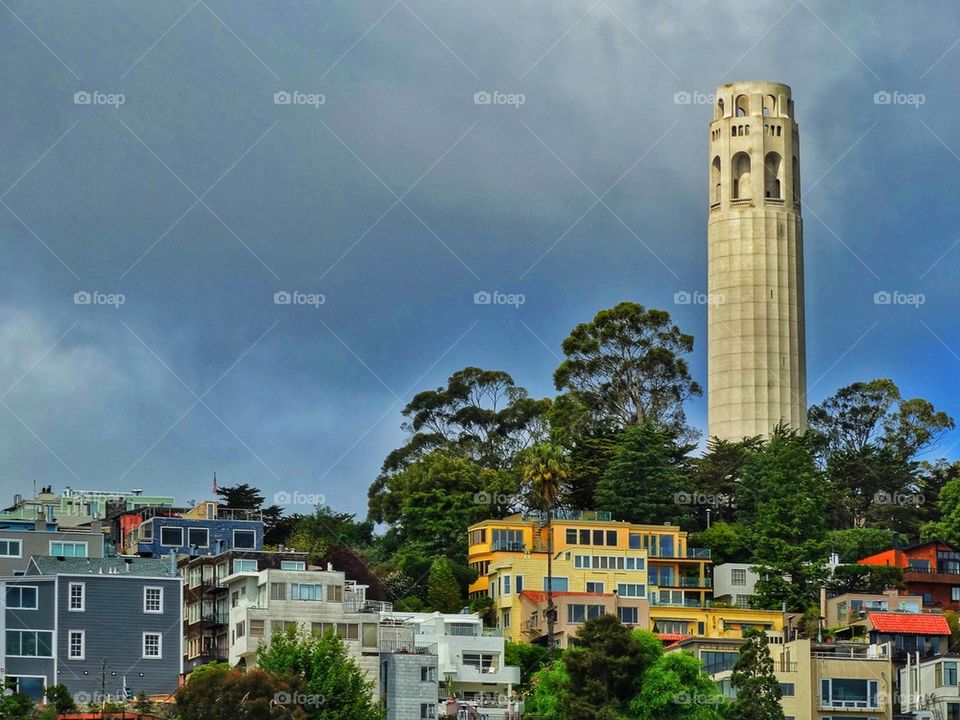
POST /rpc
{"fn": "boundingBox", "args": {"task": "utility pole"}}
[100,659,107,711]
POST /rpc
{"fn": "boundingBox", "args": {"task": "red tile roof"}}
[868,613,950,635]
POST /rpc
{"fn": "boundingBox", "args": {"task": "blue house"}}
[133,502,263,557]
[2,556,182,703]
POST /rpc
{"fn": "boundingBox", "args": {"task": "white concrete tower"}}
[707,81,807,441]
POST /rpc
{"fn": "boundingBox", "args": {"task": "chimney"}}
[34,511,44,532]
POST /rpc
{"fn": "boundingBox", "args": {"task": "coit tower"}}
[707,81,807,441]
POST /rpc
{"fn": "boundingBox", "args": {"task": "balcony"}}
[457,665,522,685]
[344,598,393,613]
[201,612,228,627]
[380,639,437,655]
[649,548,712,560]
[677,577,713,588]
[904,566,960,583]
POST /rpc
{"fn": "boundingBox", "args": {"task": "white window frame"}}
[187,527,209,548]
[5,630,54,658]
[68,582,85,612]
[143,586,163,614]
[159,526,184,548]
[0,538,22,557]
[49,541,88,558]
[280,560,306,571]
[232,529,257,549]
[233,559,257,573]
[68,630,85,660]
[142,632,163,659]
[6,585,38,610]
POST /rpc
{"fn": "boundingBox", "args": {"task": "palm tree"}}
[522,443,570,655]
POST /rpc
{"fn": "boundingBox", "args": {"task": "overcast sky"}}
[2,0,959,517]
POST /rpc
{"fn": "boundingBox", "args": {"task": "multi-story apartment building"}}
[121,501,263,557]
[1,486,174,530]
[859,540,960,611]
[899,653,960,719]
[1,556,182,703]
[468,512,713,608]
[379,620,439,720]
[380,611,521,719]
[222,566,385,690]
[177,548,309,672]
[0,516,106,575]
[676,636,896,720]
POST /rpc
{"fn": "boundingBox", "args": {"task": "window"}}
[143,632,162,659]
[248,619,265,637]
[653,620,690,635]
[187,527,209,547]
[280,560,306,571]
[542,577,568,592]
[909,558,931,571]
[189,567,201,588]
[491,529,524,551]
[567,604,605,623]
[291,583,323,601]
[617,583,645,598]
[503,576,511,595]
[68,582,85,611]
[233,529,257,549]
[144,586,163,613]
[420,703,436,718]
[68,630,85,660]
[50,541,87,557]
[0,539,22,557]
[6,586,37,609]
[327,585,342,602]
[579,529,590,545]
[421,665,437,682]
[566,529,578,544]
[593,530,603,545]
[188,602,200,624]
[937,661,958,686]
[780,683,795,696]
[586,582,604,593]
[362,623,378,648]
[462,653,497,671]
[272,620,298,635]
[606,530,617,546]
[731,152,751,199]
[502,610,511,628]
[6,630,53,657]
[952,587,960,602]
[233,559,257,573]
[159,526,183,547]
[516,575,523,594]
[820,678,879,709]
[701,651,739,674]
[731,569,747,586]
[270,582,286,600]
[629,533,641,549]
[468,529,486,545]
[618,607,638,624]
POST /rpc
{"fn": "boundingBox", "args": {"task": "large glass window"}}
[50,541,87,557]
[159,526,183,547]
[6,586,37,609]
[701,651,739,674]
[820,678,879,709]
[618,607,638,624]
[0,539,22,557]
[6,630,53,657]
[187,528,209,547]
[491,529,524,551]
[542,577,568,592]
[280,561,305,571]
[629,533,641,549]
[233,559,257,573]
[291,583,324,601]
[233,529,257,549]
[617,583,645,598]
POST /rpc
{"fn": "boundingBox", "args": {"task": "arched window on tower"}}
[744,125,750,135]
[732,152,751,199]
[731,126,737,137]
[764,152,782,199]
[792,156,801,204]
[763,94,776,117]
[712,156,721,204]
[735,94,749,117]
[715,99,725,120]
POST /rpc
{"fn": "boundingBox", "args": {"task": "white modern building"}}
[222,566,387,690]
[712,563,759,607]
[380,611,521,720]
[899,654,960,720]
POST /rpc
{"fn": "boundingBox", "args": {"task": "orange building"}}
[858,540,960,611]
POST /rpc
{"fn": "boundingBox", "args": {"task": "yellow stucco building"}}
[469,512,783,646]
